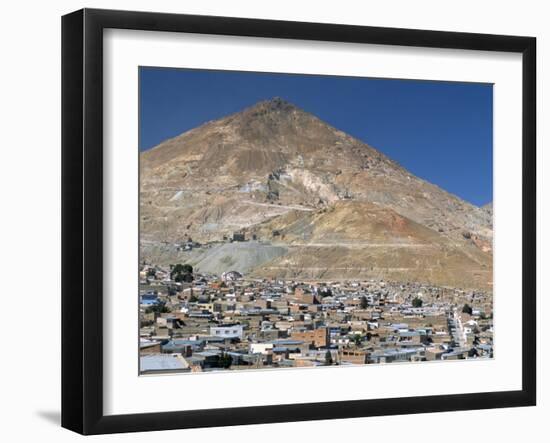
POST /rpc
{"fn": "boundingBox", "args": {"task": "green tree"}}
[174,272,193,283]
[360,296,369,309]
[170,263,194,282]
[352,334,363,346]
[145,302,170,314]
[462,303,473,315]
[171,263,192,276]
[324,350,334,366]
[412,297,423,308]
[218,352,232,369]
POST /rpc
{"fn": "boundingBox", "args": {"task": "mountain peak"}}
[246,97,299,115]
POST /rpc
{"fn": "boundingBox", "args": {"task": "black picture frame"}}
[62,8,537,435]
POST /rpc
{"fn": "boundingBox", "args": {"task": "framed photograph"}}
[62,8,536,435]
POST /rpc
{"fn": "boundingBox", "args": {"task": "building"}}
[140,354,191,374]
[138,268,494,374]
[340,349,368,364]
[250,343,274,354]
[221,270,243,282]
[210,324,244,339]
[139,339,161,355]
[232,232,245,242]
[290,327,329,348]
[161,339,202,356]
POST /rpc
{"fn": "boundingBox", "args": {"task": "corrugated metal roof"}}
[140,355,188,371]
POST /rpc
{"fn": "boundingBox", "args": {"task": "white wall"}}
[0,0,546,441]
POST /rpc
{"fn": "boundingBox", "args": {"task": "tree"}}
[360,296,369,309]
[462,303,473,315]
[324,350,334,366]
[145,302,170,314]
[170,263,194,282]
[412,297,423,308]
[171,263,193,275]
[174,272,193,283]
[352,334,363,346]
[218,352,232,369]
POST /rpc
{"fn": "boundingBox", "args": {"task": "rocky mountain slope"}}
[140,97,493,289]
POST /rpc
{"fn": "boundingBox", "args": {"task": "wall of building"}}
[291,328,329,348]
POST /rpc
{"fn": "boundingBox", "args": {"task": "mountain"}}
[140,98,493,289]
[247,201,491,288]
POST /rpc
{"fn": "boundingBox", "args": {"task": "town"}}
[139,260,494,374]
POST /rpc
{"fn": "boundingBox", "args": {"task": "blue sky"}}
[139,67,493,206]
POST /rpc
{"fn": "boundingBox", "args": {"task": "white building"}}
[250,343,273,354]
[210,324,244,339]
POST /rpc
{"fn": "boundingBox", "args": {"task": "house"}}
[140,293,159,307]
[161,339,203,356]
[210,324,244,339]
[293,286,320,305]
[192,350,223,369]
[340,349,368,365]
[250,343,274,355]
[397,330,423,346]
[221,271,243,282]
[139,339,161,355]
[368,347,424,364]
[441,349,469,360]
[140,354,191,374]
[425,346,446,361]
[270,339,308,354]
[232,232,245,242]
[290,327,329,348]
